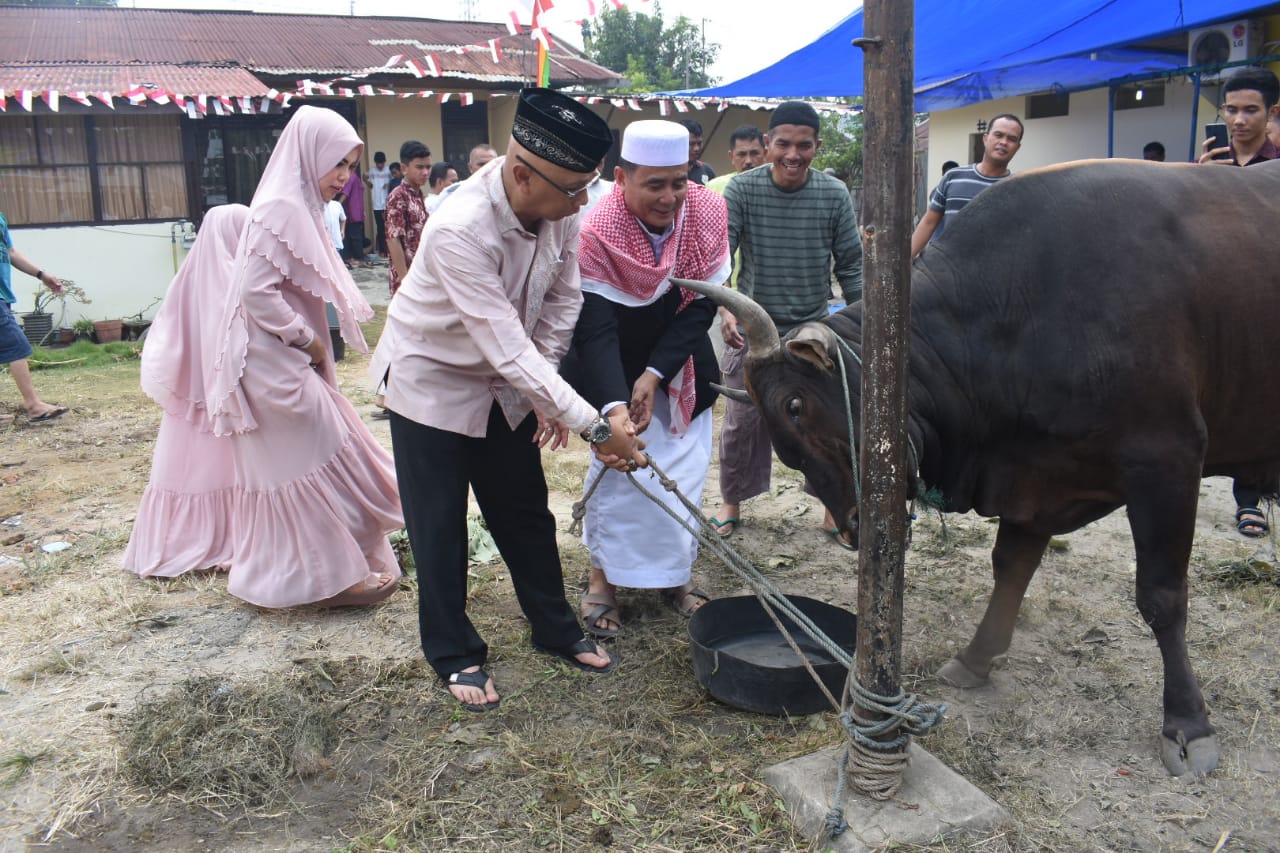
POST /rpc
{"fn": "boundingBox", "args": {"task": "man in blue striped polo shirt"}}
[911,114,1024,257]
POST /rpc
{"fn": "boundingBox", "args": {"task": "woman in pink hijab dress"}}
[123,204,248,578]
[131,106,403,607]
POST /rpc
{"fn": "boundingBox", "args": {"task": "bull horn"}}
[710,382,753,405]
[671,277,781,359]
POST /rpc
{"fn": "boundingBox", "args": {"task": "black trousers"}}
[389,404,584,679]
[343,220,366,262]
[372,209,387,256]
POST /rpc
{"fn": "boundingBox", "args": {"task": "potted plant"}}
[21,280,91,348]
[72,318,95,342]
[122,297,161,342]
[93,318,124,343]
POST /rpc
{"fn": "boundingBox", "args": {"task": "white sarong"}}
[582,399,713,588]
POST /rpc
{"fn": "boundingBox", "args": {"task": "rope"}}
[570,438,947,821]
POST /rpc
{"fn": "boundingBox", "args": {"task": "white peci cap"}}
[620,120,689,167]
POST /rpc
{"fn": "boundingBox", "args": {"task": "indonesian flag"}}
[460,92,475,106]
[194,94,208,115]
[239,96,255,114]
[358,84,375,96]
[658,100,669,116]
[0,92,6,113]
[148,89,171,105]
[487,38,502,63]
[338,87,354,98]
[19,89,33,112]
[626,98,641,111]
[43,90,60,112]
[507,10,522,35]
[299,79,317,95]
[439,92,453,104]
[406,58,427,78]
[125,86,146,105]
[424,55,441,77]
[218,94,234,111]
[383,53,404,67]
[95,91,115,108]
[68,91,92,107]
[673,99,688,112]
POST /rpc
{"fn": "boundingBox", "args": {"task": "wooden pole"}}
[851,0,914,751]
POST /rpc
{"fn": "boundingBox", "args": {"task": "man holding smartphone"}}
[1198,66,1279,166]
[1196,66,1279,539]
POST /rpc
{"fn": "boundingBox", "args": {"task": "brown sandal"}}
[663,584,711,618]
[580,591,622,638]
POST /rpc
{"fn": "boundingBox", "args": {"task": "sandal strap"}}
[448,669,490,689]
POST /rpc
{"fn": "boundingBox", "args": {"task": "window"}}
[1115,83,1166,111]
[1026,92,1070,119]
[0,113,188,226]
[0,116,93,224]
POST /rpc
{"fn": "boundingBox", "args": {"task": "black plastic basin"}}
[688,594,856,716]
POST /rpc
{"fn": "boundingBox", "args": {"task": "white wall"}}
[8,222,190,325]
[922,78,1220,188]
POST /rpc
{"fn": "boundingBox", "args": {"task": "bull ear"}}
[786,324,837,370]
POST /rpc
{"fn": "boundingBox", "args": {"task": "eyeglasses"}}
[514,154,600,199]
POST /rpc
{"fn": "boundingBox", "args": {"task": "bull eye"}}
[786,396,802,420]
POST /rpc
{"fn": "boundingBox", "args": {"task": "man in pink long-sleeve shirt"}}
[370,88,644,712]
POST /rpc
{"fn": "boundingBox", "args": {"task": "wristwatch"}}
[580,416,612,444]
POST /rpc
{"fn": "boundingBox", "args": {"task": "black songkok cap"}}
[769,100,821,132]
[512,87,613,173]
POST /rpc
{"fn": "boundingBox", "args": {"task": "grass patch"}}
[1206,556,1279,588]
[27,340,142,370]
[121,670,347,808]
[2,749,52,785]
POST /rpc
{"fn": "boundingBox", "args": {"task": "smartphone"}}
[1205,122,1230,160]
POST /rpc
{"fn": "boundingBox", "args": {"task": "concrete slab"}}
[763,744,1009,852]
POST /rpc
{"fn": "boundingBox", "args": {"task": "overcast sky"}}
[125,0,858,84]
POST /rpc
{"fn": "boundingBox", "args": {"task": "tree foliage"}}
[582,3,719,92]
[813,107,864,187]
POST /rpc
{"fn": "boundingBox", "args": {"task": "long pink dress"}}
[123,204,248,577]
[204,106,402,608]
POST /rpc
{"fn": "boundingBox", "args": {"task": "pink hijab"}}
[206,105,374,434]
[140,203,249,427]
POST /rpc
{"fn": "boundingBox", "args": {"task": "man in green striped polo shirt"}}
[710,101,863,548]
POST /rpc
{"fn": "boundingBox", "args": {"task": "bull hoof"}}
[1160,733,1220,777]
[936,657,989,689]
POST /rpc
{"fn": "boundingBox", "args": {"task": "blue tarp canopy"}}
[677,0,1276,106]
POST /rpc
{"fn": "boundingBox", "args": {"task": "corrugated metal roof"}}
[0,7,619,89]
[0,64,267,97]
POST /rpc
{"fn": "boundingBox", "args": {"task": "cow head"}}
[673,278,862,542]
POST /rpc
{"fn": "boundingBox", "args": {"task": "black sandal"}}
[532,637,617,673]
[1235,506,1270,539]
[446,669,500,712]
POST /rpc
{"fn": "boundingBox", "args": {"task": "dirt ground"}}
[1,279,1278,852]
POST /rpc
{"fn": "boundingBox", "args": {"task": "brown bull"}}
[677,158,1280,776]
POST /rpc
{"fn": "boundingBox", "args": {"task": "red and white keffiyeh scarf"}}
[578,183,730,434]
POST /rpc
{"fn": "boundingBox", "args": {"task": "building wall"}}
[360,97,445,170]
[9,222,189,324]
[922,80,1220,190]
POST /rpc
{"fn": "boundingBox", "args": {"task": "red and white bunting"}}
[507,10,522,34]
[610,98,624,108]
[218,94,234,110]
[0,92,6,114]
[460,92,475,106]
[338,87,354,98]
[358,84,375,96]
[194,94,208,115]
[67,91,93,107]
[658,100,669,116]
[299,79,317,95]
[239,96,255,114]
[148,89,171,105]
[673,99,688,112]
[439,92,453,104]
[424,55,441,77]
[717,100,730,112]
[608,0,624,9]
[487,39,502,63]
[531,27,554,50]
[43,90,60,112]
[626,98,641,111]
[18,89,32,112]
[689,100,706,110]
[405,58,427,78]
[378,88,395,96]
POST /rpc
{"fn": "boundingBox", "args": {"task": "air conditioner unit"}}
[1188,20,1263,82]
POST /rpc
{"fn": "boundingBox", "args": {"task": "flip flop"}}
[708,516,740,539]
[825,526,856,552]
[532,637,617,673]
[580,591,623,638]
[317,572,398,607]
[28,406,69,423]
[446,669,500,712]
[1235,507,1270,538]
[664,585,711,618]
